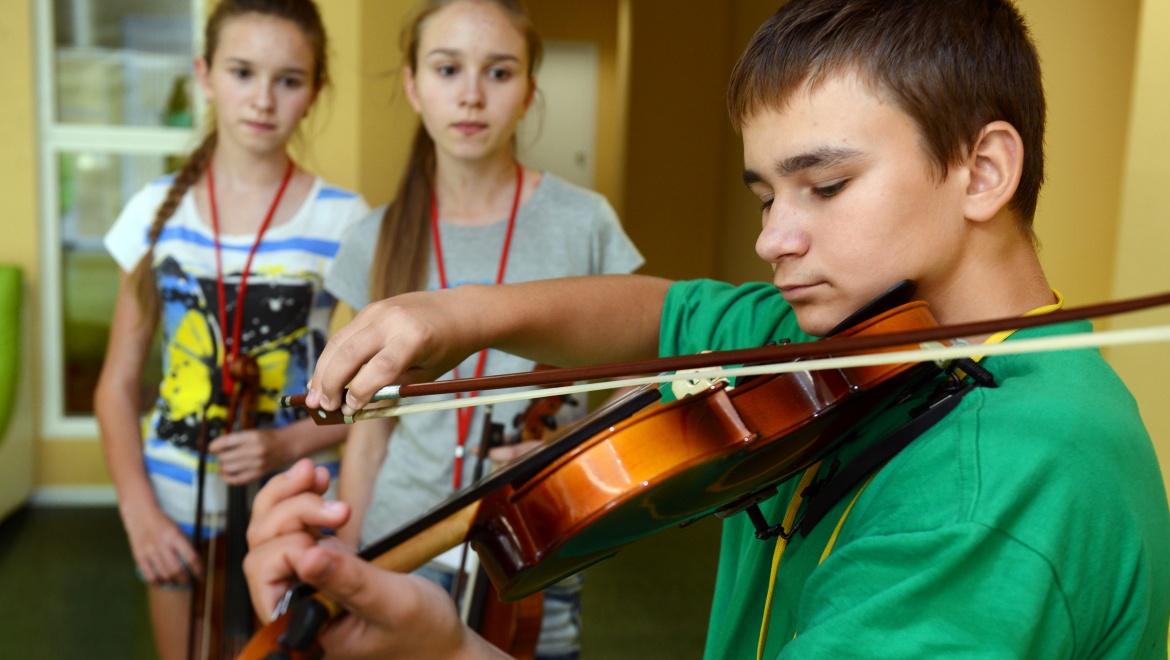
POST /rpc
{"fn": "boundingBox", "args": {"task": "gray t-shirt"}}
[325,172,644,545]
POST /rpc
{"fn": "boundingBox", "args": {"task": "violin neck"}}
[366,502,480,574]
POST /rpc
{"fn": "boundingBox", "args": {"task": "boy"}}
[244,0,1170,657]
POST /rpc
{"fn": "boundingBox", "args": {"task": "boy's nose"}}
[755,207,810,264]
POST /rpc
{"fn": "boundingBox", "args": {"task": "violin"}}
[190,354,260,660]
[240,284,944,658]
[456,394,562,659]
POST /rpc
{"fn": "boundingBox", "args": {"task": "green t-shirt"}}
[659,279,1170,659]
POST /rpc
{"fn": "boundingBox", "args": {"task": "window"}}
[36,0,204,437]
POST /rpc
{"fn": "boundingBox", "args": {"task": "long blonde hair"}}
[127,0,330,322]
[370,0,543,301]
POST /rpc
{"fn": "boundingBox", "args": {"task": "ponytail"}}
[127,132,218,323]
[370,125,436,301]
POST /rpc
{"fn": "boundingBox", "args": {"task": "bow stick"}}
[283,289,1170,424]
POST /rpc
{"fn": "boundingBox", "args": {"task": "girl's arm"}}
[334,417,395,547]
[94,273,200,584]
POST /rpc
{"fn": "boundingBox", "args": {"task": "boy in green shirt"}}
[242,0,1170,657]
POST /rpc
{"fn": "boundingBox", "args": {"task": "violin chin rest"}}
[825,279,916,337]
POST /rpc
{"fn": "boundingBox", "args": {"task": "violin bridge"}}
[670,351,731,399]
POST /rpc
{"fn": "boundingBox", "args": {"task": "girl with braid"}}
[94,1,367,657]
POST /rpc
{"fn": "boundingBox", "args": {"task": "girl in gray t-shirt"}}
[323,2,644,658]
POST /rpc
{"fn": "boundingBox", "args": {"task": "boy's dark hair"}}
[728,0,1046,231]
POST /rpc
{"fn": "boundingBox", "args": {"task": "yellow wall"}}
[1023,0,1142,305]
[0,5,37,281]
[5,1,1169,503]
[1107,0,1170,496]
[303,0,417,206]
[0,3,62,485]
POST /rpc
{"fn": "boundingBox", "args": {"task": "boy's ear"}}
[962,120,1024,223]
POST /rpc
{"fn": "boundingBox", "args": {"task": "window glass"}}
[53,0,194,127]
[59,151,172,415]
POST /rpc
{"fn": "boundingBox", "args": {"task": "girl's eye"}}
[279,77,305,89]
[488,67,514,81]
[813,180,848,198]
[230,67,252,80]
[437,64,457,76]
[759,198,774,213]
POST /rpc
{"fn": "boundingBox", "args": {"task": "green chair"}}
[0,265,30,522]
[0,266,20,445]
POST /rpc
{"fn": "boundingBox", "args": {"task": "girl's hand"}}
[210,427,287,485]
[119,500,200,585]
[243,459,504,659]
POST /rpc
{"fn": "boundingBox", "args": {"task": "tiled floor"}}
[0,505,721,659]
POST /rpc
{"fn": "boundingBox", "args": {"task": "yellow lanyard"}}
[755,462,822,658]
[973,290,1066,356]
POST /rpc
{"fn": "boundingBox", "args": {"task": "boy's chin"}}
[791,306,836,339]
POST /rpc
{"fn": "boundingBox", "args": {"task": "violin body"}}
[469,301,939,600]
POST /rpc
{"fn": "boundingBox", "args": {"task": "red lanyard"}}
[207,159,295,396]
[430,162,523,489]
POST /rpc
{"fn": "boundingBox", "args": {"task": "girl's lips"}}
[453,121,487,135]
[244,120,276,132]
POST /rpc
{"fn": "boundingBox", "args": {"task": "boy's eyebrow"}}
[775,146,864,176]
[743,146,865,186]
